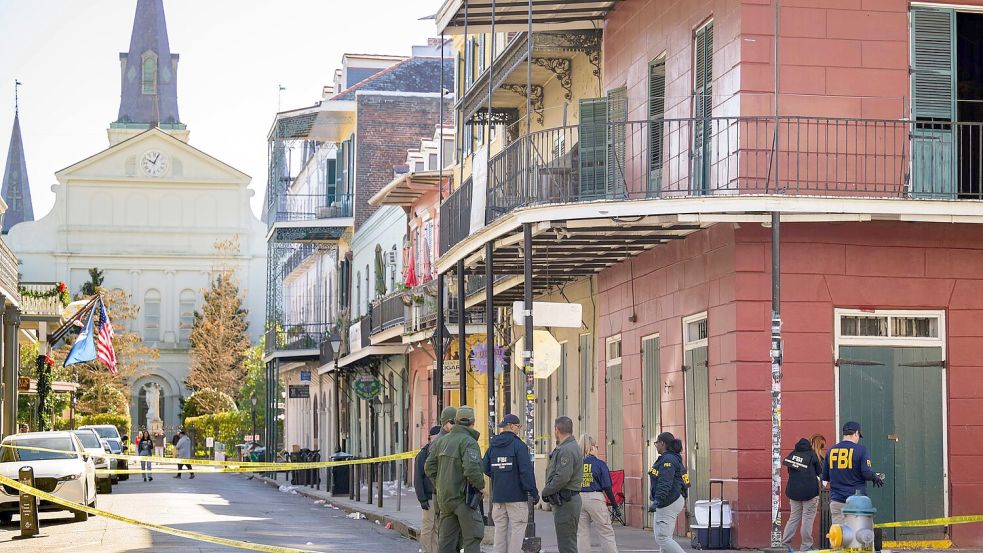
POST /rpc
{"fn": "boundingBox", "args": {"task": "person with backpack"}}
[781,437,823,551]
[648,432,689,553]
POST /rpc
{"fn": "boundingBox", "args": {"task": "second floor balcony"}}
[266,192,354,243]
[440,116,983,256]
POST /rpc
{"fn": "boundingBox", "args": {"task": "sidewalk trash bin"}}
[330,452,355,496]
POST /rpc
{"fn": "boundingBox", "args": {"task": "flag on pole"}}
[64,307,97,366]
[97,299,118,375]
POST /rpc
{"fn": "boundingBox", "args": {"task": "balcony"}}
[441,117,983,255]
[403,284,487,340]
[266,192,354,242]
[18,282,64,319]
[265,322,332,357]
[368,293,406,344]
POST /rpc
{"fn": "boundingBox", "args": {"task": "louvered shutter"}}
[910,8,956,197]
[648,58,666,196]
[579,97,609,198]
[607,87,628,198]
[693,22,713,195]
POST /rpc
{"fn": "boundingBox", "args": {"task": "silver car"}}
[0,431,97,524]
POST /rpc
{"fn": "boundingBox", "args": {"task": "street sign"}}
[514,330,563,378]
[300,370,311,382]
[512,301,582,328]
[206,437,214,448]
[288,385,310,399]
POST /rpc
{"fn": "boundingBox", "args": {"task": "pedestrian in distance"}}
[576,434,619,553]
[424,406,485,553]
[482,413,538,553]
[648,432,689,553]
[541,416,582,553]
[415,425,442,553]
[823,421,884,525]
[17,423,28,433]
[153,430,165,458]
[174,429,194,479]
[780,437,823,551]
[137,430,154,482]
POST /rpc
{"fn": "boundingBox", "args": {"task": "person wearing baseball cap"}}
[822,421,884,525]
[415,425,443,553]
[425,406,485,553]
[482,414,538,553]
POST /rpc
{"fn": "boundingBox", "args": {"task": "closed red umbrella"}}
[404,240,418,288]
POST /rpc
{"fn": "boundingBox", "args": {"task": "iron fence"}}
[369,293,406,335]
[440,117,983,253]
[265,322,333,354]
[266,192,353,227]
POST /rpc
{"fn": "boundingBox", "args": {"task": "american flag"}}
[96,299,118,375]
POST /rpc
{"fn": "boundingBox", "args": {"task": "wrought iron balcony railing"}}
[266,192,353,228]
[369,293,406,336]
[265,322,333,354]
[440,117,982,255]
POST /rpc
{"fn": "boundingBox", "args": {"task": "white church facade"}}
[4,0,266,433]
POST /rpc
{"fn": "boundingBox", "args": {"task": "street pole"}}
[521,222,540,552]
[769,0,783,547]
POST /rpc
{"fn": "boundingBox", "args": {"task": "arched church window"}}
[179,289,196,344]
[144,289,161,342]
[142,54,157,95]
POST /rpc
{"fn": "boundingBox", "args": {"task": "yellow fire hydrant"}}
[827,493,877,550]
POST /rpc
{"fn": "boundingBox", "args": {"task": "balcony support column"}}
[435,273,445,414]
[485,242,496,440]
[521,221,540,550]
[457,260,467,404]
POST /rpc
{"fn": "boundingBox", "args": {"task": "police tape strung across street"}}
[0,442,417,472]
[873,513,983,529]
[0,471,317,553]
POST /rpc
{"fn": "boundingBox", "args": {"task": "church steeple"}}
[112,0,182,132]
[2,82,34,234]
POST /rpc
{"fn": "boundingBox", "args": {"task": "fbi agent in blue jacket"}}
[648,432,689,553]
[482,413,538,553]
[822,421,884,525]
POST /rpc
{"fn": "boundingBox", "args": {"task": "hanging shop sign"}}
[470,342,506,375]
[288,385,310,399]
[512,301,582,328]
[353,375,382,400]
[434,360,460,390]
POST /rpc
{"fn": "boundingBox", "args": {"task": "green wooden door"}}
[911,7,956,198]
[692,22,713,195]
[579,98,609,198]
[838,346,945,540]
[684,345,710,509]
[648,58,666,197]
[606,360,624,470]
[642,336,661,527]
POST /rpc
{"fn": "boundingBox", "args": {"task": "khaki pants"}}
[782,496,819,550]
[553,493,582,553]
[830,500,846,526]
[492,501,528,553]
[652,496,685,553]
[437,502,483,553]
[420,504,439,553]
[577,491,618,553]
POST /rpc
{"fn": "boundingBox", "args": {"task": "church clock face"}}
[140,150,169,177]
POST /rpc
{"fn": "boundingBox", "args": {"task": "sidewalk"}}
[253,474,720,553]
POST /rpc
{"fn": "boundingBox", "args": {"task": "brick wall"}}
[354,94,451,230]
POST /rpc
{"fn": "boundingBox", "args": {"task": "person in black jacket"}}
[415,425,442,553]
[482,414,538,553]
[648,432,688,553]
[781,437,823,551]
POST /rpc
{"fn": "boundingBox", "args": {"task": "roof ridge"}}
[330,58,415,101]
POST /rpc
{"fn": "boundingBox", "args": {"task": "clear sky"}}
[0,0,443,220]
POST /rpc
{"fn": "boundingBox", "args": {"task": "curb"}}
[254,476,420,542]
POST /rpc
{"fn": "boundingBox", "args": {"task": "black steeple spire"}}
[113,0,182,129]
[2,80,34,234]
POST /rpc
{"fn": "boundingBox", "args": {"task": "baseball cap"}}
[428,425,441,437]
[842,421,863,438]
[498,414,521,428]
[455,406,475,424]
[439,406,458,425]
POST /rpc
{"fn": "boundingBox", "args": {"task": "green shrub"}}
[183,410,249,457]
[54,412,131,438]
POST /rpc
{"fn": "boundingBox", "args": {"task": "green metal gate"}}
[684,345,710,509]
[838,346,945,540]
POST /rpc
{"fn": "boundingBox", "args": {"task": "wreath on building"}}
[20,282,71,307]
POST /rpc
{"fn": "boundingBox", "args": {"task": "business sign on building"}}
[300,370,311,382]
[435,359,461,390]
[512,301,582,328]
[288,385,310,399]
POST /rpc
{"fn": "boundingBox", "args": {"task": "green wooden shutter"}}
[693,22,713,195]
[578,334,592,430]
[579,98,609,198]
[607,87,628,198]
[911,7,956,198]
[648,58,666,197]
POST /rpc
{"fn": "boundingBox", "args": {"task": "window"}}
[179,289,196,344]
[684,313,709,347]
[838,312,941,340]
[428,153,439,170]
[606,336,622,365]
[648,55,667,195]
[141,54,157,95]
[355,272,361,318]
[144,289,161,342]
[607,87,627,196]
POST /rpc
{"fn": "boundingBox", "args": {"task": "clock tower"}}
[108,0,188,146]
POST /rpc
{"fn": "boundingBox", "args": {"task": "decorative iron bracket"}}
[499,84,545,125]
[532,58,572,101]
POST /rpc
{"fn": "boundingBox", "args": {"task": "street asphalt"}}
[0,470,421,552]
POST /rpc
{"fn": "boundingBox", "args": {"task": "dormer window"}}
[141,52,158,95]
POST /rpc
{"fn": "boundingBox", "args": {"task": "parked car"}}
[71,429,112,494]
[0,432,97,524]
[102,437,129,481]
[99,439,120,484]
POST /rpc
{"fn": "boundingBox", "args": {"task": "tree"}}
[187,237,251,399]
[182,388,237,418]
[80,268,104,298]
[237,340,274,432]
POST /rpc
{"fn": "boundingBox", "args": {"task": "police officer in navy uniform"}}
[648,432,689,553]
[822,421,884,525]
[482,413,538,553]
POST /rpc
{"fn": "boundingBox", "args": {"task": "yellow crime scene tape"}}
[0,471,317,552]
[874,513,983,528]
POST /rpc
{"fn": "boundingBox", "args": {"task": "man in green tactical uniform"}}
[425,405,485,553]
[541,416,582,553]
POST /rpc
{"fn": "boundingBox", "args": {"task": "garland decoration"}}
[19,282,71,307]
[36,354,55,431]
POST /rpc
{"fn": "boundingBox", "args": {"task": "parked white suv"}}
[79,424,129,481]
[72,429,113,494]
[0,432,97,524]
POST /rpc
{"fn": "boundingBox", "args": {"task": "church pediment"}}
[56,128,249,185]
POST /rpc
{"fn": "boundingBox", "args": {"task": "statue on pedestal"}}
[144,383,164,434]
